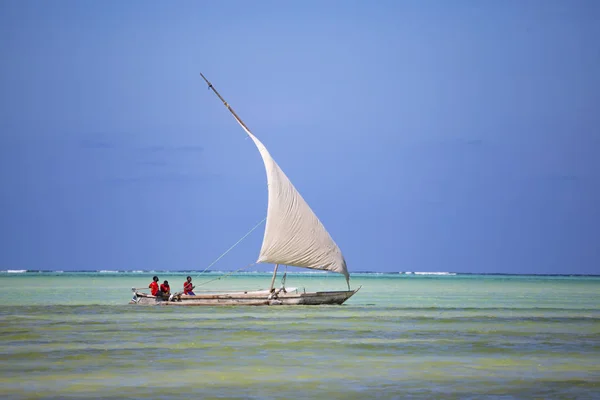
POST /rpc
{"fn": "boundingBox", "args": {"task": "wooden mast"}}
[269,264,279,293]
[200,73,255,134]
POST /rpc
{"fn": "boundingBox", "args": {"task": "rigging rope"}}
[196,262,257,288]
[198,217,266,275]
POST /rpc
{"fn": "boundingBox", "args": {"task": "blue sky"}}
[0,0,598,274]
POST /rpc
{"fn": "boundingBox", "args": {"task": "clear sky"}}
[1,0,598,274]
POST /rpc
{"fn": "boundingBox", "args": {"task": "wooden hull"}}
[130,287,360,306]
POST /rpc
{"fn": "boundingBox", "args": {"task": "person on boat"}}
[160,280,170,295]
[148,276,161,296]
[183,276,195,295]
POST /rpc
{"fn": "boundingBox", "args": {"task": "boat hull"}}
[130,287,359,306]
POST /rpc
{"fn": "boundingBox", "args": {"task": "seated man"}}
[148,276,161,296]
[160,280,171,296]
[183,276,195,295]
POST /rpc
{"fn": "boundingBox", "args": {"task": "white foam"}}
[413,272,456,276]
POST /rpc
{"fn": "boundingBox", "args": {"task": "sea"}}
[1,270,599,399]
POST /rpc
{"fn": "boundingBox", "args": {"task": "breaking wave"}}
[413,272,457,276]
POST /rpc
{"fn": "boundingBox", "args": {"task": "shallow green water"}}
[1,272,599,399]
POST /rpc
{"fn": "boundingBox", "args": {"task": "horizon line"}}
[1,269,599,277]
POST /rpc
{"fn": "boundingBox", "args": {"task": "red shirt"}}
[160,283,170,294]
[184,281,193,294]
[149,281,159,296]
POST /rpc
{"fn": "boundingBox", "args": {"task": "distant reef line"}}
[1,269,599,277]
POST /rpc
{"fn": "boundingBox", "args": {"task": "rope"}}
[198,217,266,274]
[195,262,257,288]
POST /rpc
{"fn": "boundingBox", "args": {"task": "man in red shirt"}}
[160,280,170,295]
[149,276,160,296]
[184,276,195,295]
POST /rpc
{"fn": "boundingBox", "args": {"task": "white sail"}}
[243,129,349,283]
[199,74,349,284]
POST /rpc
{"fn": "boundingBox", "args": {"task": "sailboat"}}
[130,74,360,306]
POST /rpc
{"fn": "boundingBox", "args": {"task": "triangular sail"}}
[201,74,349,284]
[243,130,348,282]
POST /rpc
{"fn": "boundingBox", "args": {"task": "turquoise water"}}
[1,272,599,399]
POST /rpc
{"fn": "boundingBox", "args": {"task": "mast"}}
[269,264,279,293]
[200,73,254,136]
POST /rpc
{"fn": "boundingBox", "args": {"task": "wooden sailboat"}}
[130,74,359,306]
